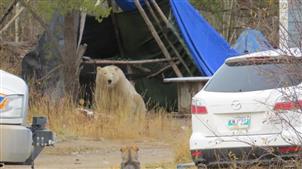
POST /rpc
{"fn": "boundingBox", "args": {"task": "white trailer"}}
[0,70,55,168]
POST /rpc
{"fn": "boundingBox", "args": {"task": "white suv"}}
[190,48,302,167]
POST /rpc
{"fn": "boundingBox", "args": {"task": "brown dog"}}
[120,145,140,169]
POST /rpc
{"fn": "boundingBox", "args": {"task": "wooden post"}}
[150,0,170,26]
[164,77,210,115]
[150,0,192,60]
[144,0,192,76]
[134,0,182,77]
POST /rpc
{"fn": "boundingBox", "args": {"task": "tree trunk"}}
[63,11,80,97]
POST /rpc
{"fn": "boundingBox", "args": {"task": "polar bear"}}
[95,65,146,118]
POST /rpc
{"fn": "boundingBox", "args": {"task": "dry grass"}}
[0,47,22,75]
[173,128,192,164]
[110,162,195,169]
[28,96,182,141]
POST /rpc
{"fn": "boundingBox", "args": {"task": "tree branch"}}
[0,0,19,26]
[19,0,63,58]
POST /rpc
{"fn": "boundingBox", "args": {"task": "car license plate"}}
[227,116,251,129]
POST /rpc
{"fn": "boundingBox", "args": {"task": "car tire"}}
[197,163,208,169]
[268,160,298,169]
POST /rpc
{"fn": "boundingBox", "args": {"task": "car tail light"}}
[191,150,203,158]
[274,100,302,111]
[191,99,207,114]
[278,146,302,153]
[191,105,207,114]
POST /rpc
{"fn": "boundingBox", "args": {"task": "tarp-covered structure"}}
[83,0,238,76]
[22,0,238,108]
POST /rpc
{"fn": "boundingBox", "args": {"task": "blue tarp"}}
[232,29,273,54]
[170,0,238,76]
[115,0,145,11]
[115,0,238,76]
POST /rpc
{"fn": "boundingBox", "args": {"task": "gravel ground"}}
[3,138,174,169]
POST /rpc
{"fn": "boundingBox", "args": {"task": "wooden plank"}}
[150,0,170,25]
[177,83,181,114]
[144,0,192,76]
[82,57,178,65]
[163,77,210,114]
[150,0,192,60]
[163,77,211,83]
[178,82,204,114]
[147,61,180,78]
[134,0,183,77]
[0,41,31,47]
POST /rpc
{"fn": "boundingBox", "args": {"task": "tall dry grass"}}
[0,47,22,75]
[173,128,192,164]
[28,95,182,140]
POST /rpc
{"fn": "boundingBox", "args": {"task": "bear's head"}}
[96,65,124,88]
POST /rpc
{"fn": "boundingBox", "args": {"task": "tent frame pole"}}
[149,0,192,61]
[82,57,178,65]
[107,0,125,57]
[134,0,182,77]
[144,0,192,76]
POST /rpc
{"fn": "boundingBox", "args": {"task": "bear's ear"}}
[96,66,102,71]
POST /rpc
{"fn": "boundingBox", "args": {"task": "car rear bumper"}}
[190,132,302,166]
[0,125,33,163]
[191,147,301,167]
[190,131,300,150]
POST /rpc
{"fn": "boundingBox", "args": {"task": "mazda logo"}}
[231,100,242,110]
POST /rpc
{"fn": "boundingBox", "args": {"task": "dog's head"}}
[120,145,139,162]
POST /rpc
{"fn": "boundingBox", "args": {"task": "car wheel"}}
[197,163,208,169]
[268,160,298,169]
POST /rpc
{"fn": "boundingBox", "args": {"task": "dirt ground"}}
[4,138,175,169]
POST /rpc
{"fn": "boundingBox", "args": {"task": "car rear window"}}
[204,60,302,92]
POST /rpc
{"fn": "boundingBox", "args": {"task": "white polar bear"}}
[94,65,146,119]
